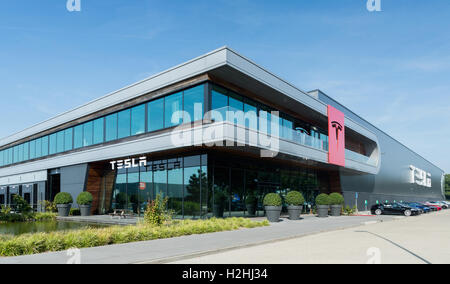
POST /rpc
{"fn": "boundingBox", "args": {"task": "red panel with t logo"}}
[328,105,345,167]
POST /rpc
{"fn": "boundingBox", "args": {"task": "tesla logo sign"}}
[110,157,147,170]
[328,106,345,167]
[409,165,432,188]
[331,121,343,141]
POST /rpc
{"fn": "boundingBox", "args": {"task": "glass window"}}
[165,92,183,128]
[36,138,42,158]
[83,121,93,147]
[127,171,139,214]
[12,146,16,163]
[148,98,164,132]
[282,118,293,140]
[244,101,258,130]
[153,160,167,198]
[211,87,228,122]
[0,151,3,167]
[64,128,73,152]
[49,134,57,155]
[23,142,29,161]
[56,131,65,153]
[105,113,118,142]
[113,173,127,210]
[29,140,36,160]
[74,125,83,149]
[184,85,204,123]
[184,166,202,219]
[18,144,24,162]
[168,160,183,219]
[131,104,145,136]
[118,109,131,139]
[41,136,49,156]
[93,118,104,144]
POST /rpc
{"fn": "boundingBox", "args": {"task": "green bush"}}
[285,191,305,206]
[329,193,344,205]
[144,192,169,226]
[13,195,32,213]
[315,193,330,206]
[0,218,269,257]
[54,192,73,205]
[76,192,93,205]
[263,193,282,207]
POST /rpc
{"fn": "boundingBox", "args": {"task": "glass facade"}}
[0,81,334,167]
[109,154,209,219]
[211,84,329,151]
[210,153,323,218]
[0,83,205,167]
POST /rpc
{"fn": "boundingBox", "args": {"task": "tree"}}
[445,174,450,192]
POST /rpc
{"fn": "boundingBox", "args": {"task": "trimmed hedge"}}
[263,193,282,206]
[77,192,93,205]
[54,192,73,205]
[0,218,269,257]
[285,191,305,206]
[329,193,344,205]
[315,193,330,206]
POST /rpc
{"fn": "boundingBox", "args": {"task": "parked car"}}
[415,202,438,211]
[405,202,432,213]
[424,202,443,211]
[427,201,448,209]
[404,202,431,213]
[371,203,420,217]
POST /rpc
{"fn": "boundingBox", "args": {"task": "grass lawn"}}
[0,217,269,257]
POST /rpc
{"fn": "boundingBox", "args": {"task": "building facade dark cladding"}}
[0,47,445,217]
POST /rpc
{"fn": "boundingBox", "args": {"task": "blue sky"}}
[0,0,449,172]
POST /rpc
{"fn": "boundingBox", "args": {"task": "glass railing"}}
[211,106,329,152]
[345,149,378,166]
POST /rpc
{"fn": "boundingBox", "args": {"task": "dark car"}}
[371,202,420,217]
[406,202,432,213]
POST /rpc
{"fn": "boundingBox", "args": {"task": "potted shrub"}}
[77,192,93,216]
[213,190,227,218]
[245,193,257,216]
[54,192,73,217]
[329,193,345,216]
[285,191,305,220]
[263,193,282,222]
[315,193,330,218]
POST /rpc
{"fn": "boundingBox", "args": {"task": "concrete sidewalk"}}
[172,210,450,264]
[0,214,393,264]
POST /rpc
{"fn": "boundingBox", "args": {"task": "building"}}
[0,47,445,217]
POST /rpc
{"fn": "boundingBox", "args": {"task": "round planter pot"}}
[317,205,329,218]
[57,204,72,217]
[287,205,303,220]
[265,206,282,223]
[213,204,224,218]
[330,205,342,217]
[246,204,256,216]
[79,204,92,216]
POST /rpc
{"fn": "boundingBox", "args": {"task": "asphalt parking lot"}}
[171,209,450,264]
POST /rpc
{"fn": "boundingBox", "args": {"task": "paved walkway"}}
[0,214,394,264]
[172,210,450,264]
